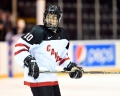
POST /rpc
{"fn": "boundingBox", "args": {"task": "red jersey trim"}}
[24,81,58,87]
[14,49,29,55]
[59,57,70,65]
[15,43,30,50]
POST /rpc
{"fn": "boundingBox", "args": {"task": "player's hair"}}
[43,5,62,31]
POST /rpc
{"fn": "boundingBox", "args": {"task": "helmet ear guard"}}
[43,5,62,31]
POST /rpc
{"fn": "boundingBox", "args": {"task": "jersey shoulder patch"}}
[21,25,45,45]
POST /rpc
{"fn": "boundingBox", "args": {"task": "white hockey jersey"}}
[14,25,71,87]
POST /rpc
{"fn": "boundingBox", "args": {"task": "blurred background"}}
[0,0,120,40]
[0,0,120,96]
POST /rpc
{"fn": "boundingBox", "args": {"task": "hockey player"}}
[14,5,84,96]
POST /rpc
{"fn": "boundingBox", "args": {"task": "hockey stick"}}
[39,70,120,74]
[83,71,120,74]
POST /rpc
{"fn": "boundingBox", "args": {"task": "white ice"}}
[0,74,120,96]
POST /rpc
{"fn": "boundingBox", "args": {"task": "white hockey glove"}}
[24,55,39,79]
[64,62,84,79]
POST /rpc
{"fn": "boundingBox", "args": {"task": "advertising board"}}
[73,44,116,67]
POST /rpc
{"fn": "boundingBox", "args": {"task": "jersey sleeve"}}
[21,25,45,45]
[58,28,71,68]
[58,42,71,68]
[14,25,45,67]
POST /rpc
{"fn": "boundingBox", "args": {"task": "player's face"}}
[45,14,58,28]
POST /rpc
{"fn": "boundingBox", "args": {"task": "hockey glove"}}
[64,62,84,79]
[24,55,39,79]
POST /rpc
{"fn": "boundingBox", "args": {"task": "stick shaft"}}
[83,71,120,74]
[39,71,71,73]
[39,71,120,74]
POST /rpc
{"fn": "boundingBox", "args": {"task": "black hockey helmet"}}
[43,5,62,31]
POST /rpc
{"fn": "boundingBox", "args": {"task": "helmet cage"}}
[43,5,62,31]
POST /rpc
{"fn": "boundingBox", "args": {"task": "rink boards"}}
[0,40,120,78]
